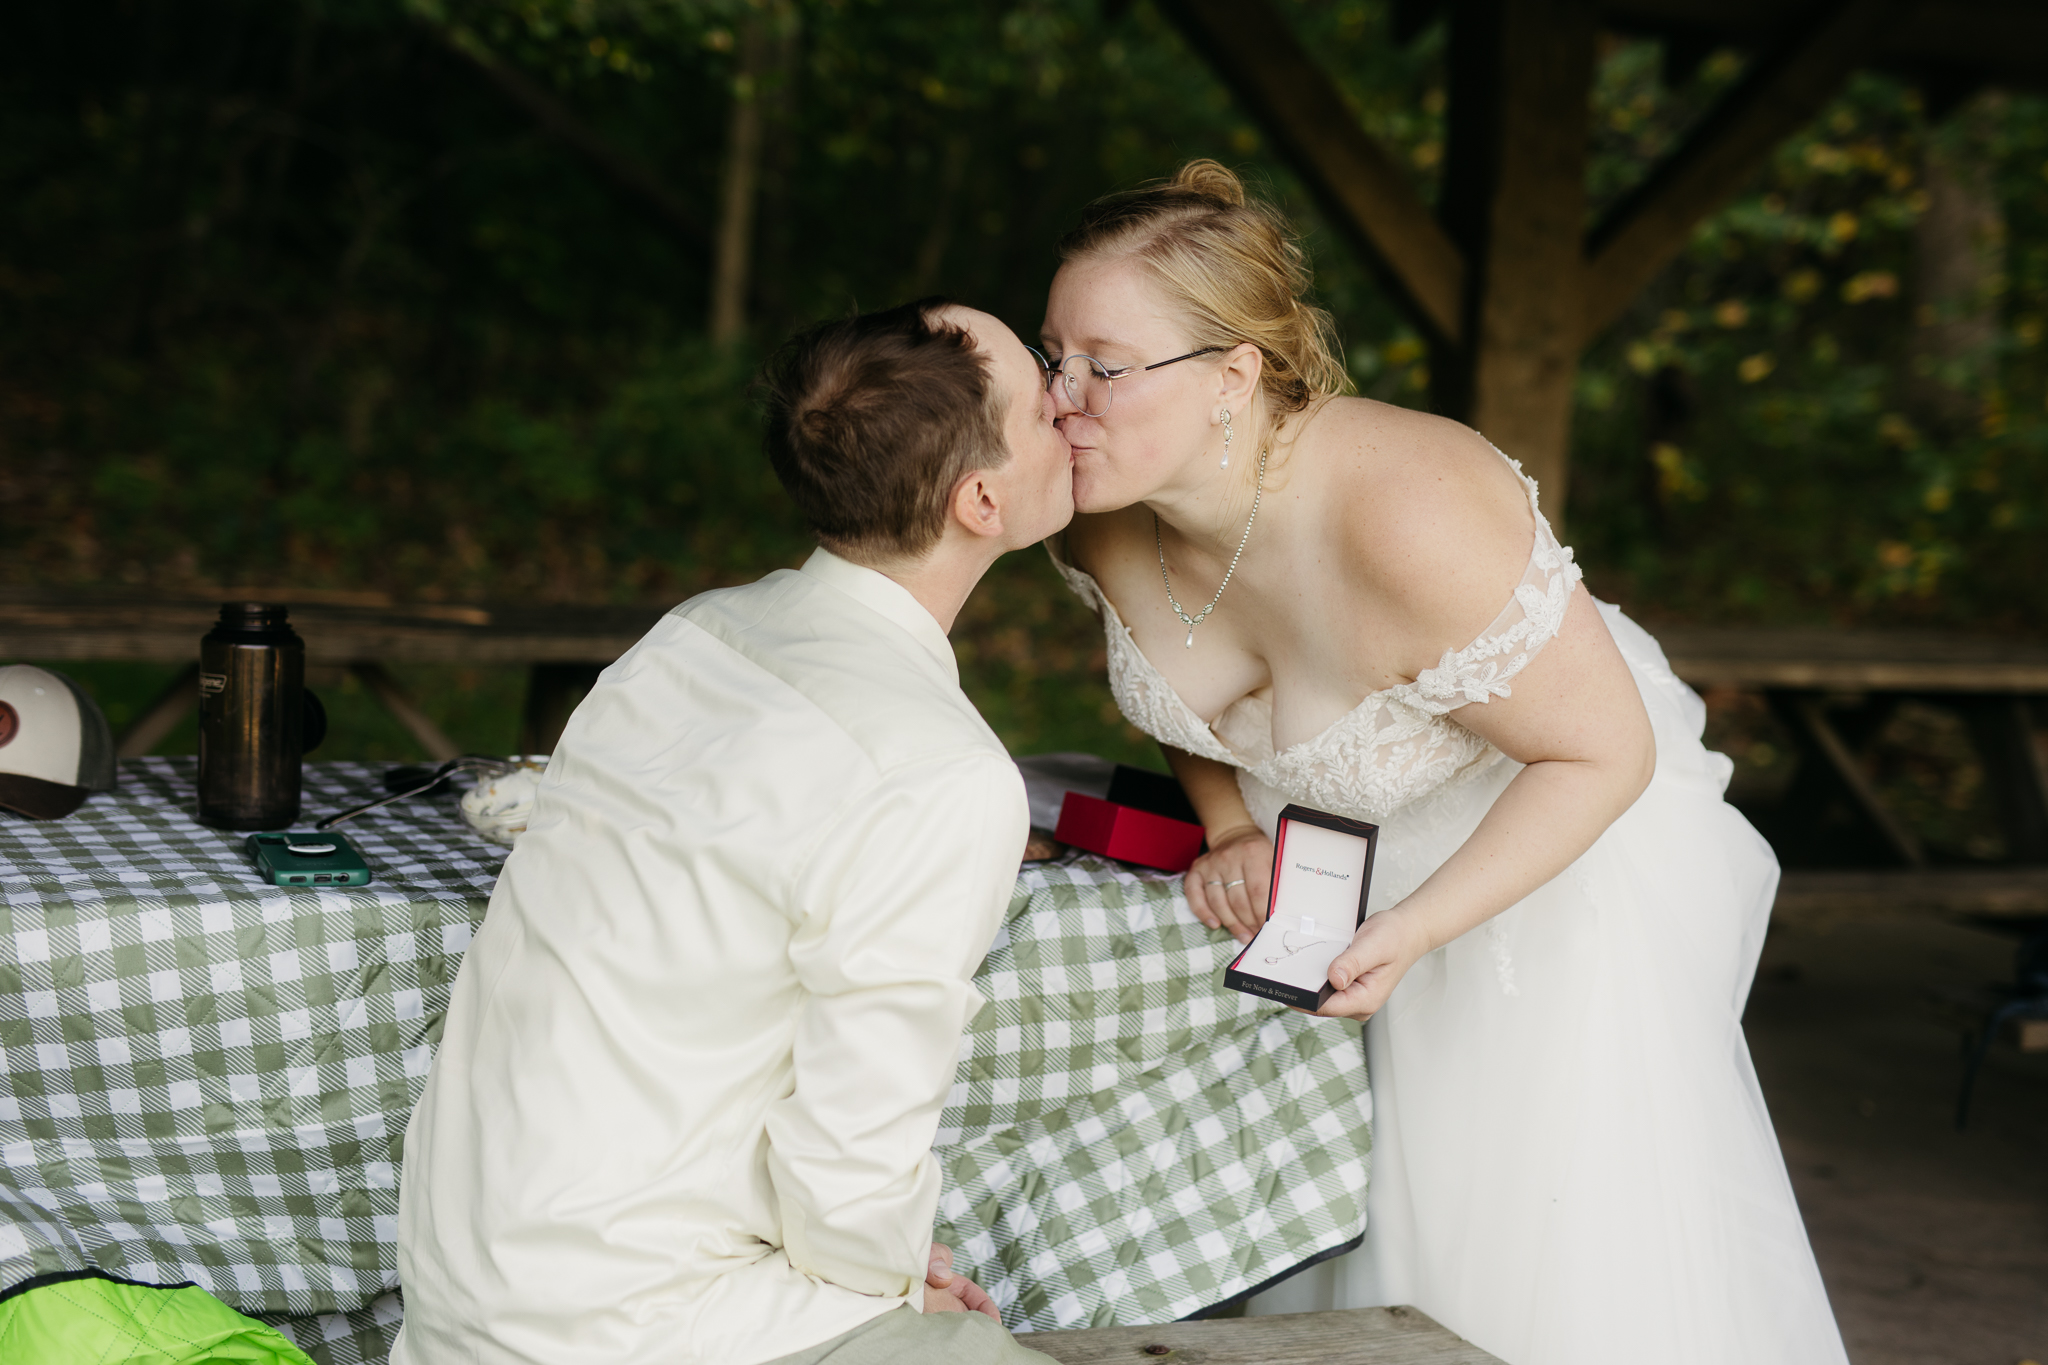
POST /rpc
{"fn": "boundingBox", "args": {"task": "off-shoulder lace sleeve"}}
[1247,467,1584,822]
[1399,530,1582,715]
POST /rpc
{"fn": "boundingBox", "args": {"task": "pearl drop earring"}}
[1220,410,1234,469]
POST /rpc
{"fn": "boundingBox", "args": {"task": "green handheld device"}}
[245,832,373,887]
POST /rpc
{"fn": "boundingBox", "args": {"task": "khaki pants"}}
[763,1305,1062,1365]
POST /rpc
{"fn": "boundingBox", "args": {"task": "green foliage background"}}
[2,0,2043,766]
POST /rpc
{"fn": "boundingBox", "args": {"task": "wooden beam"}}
[1434,0,1597,505]
[0,591,664,667]
[1774,867,2048,926]
[1656,626,2048,692]
[349,662,462,762]
[1393,0,1448,44]
[1592,0,2048,94]
[114,663,199,759]
[1783,694,1927,868]
[1581,0,1901,341]
[1154,0,1466,345]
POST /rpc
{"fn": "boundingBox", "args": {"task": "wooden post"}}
[1434,0,1594,509]
[1156,0,1895,519]
[520,662,604,756]
[1960,696,2048,864]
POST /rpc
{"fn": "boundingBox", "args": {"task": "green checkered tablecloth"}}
[936,861,1372,1331]
[0,759,1371,1362]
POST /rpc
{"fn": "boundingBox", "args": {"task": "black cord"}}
[313,756,520,831]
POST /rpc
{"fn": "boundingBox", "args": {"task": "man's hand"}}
[1184,825,1273,943]
[1022,830,1063,862]
[924,1243,1002,1321]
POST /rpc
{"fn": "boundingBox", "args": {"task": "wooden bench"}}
[1774,866,2048,926]
[1657,627,2048,923]
[0,587,668,760]
[1026,1306,1502,1364]
[1658,626,2048,863]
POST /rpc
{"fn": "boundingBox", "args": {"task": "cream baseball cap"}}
[0,665,118,820]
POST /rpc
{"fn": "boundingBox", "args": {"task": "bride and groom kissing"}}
[387,163,1850,1365]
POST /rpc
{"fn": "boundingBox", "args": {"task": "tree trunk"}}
[1912,94,2007,436]
[710,16,770,345]
[753,3,804,332]
[912,134,971,296]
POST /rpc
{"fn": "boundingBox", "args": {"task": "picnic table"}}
[1656,627,2048,923]
[0,759,1372,1365]
[7,587,2045,918]
[0,587,666,759]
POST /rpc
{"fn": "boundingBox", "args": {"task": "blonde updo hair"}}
[1057,159,1348,416]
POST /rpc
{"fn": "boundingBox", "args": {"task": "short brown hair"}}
[1060,160,1348,416]
[761,298,1009,560]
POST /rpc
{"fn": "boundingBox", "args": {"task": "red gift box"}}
[1054,790,1204,872]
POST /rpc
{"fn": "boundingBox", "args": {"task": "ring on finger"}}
[1205,879,1226,886]
[1224,879,1246,888]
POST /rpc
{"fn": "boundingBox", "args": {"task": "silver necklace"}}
[1157,446,1266,649]
[1264,917,1329,965]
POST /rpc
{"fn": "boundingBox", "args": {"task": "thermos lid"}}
[218,602,290,628]
[206,602,301,644]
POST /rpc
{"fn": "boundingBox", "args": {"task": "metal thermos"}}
[197,602,305,830]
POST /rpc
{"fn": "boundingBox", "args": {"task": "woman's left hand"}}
[1183,825,1273,943]
[1316,908,1432,1021]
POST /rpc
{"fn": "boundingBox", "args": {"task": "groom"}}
[392,300,1072,1365]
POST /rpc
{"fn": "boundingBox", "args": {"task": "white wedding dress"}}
[1051,454,1848,1365]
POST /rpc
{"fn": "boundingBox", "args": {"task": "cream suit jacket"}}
[392,550,1028,1365]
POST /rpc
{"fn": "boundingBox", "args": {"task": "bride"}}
[1038,160,1848,1365]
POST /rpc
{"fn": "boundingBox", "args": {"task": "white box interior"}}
[1236,819,1371,993]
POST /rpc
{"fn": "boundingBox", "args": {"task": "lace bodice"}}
[1053,452,1583,824]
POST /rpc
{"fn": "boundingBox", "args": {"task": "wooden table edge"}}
[1022,1304,1504,1364]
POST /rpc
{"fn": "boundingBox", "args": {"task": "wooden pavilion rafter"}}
[1154,0,1467,345]
[1153,0,2048,511]
[1581,0,1902,340]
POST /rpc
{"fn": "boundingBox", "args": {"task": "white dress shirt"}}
[392,550,1028,1365]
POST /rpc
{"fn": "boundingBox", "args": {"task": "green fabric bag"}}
[0,1270,318,1365]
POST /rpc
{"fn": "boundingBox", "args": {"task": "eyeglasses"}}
[1026,344,1229,418]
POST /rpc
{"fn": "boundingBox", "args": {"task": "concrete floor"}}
[1748,915,2048,1365]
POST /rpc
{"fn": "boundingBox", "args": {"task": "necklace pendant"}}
[1185,627,1195,649]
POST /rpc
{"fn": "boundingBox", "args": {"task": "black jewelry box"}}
[1223,804,1380,1011]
